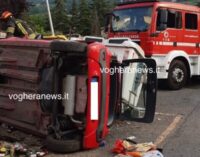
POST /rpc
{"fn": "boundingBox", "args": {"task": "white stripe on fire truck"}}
[155,42,199,47]
[177,43,196,47]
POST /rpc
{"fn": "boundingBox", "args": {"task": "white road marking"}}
[155,115,183,146]
[155,112,176,117]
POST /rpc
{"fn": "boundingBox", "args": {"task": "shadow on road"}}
[158,77,200,90]
[186,77,200,89]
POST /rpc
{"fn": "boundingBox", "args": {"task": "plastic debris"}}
[0,146,7,153]
[99,140,106,147]
[134,142,156,152]
[143,150,164,157]
[125,136,137,144]
[0,144,14,157]
[36,151,48,157]
[0,142,48,157]
[14,142,27,153]
[112,139,126,154]
[126,136,136,141]
[112,139,164,157]
[114,154,131,157]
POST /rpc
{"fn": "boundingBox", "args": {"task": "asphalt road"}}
[162,78,200,157]
[1,78,200,157]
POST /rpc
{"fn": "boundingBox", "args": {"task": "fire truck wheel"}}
[167,60,188,90]
[45,134,82,153]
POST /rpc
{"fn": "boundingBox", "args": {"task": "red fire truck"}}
[106,0,200,90]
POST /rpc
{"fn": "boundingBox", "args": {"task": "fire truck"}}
[106,0,200,90]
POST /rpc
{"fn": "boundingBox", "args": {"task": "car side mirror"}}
[120,59,157,123]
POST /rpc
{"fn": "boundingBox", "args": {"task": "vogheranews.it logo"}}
[8,93,69,102]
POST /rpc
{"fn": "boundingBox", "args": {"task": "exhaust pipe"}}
[62,75,76,116]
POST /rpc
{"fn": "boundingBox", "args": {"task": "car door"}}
[119,58,157,123]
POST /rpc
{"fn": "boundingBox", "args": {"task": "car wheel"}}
[167,60,188,90]
[44,134,82,153]
[50,41,87,54]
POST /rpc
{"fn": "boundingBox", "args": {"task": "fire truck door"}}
[156,9,183,52]
[183,12,199,55]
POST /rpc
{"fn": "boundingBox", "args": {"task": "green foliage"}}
[52,0,70,34]
[90,0,114,26]
[69,0,79,34]
[77,0,91,35]
[29,14,46,34]
[70,0,115,36]
[27,0,117,35]
[90,7,101,36]
[90,0,115,36]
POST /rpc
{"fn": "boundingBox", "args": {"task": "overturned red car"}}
[0,37,157,153]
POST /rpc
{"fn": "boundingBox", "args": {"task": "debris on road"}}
[114,154,131,157]
[143,150,164,157]
[112,139,164,157]
[0,142,48,157]
[99,140,106,147]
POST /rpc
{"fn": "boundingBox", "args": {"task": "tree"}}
[69,0,79,34]
[90,7,100,36]
[52,0,69,34]
[90,0,115,35]
[0,0,29,18]
[78,0,91,35]
[29,14,46,34]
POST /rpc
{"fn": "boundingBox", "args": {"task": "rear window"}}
[185,13,198,30]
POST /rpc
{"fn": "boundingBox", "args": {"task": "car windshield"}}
[112,6,153,32]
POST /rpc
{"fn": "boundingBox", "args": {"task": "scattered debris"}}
[157,118,162,121]
[0,142,48,157]
[125,136,137,144]
[143,150,164,157]
[126,136,136,141]
[114,154,131,157]
[112,139,164,157]
[99,140,106,147]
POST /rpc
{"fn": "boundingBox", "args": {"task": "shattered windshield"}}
[112,6,153,32]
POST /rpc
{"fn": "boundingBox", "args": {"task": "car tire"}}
[44,134,82,153]
[167,60,188,90]
[50,41,87,54]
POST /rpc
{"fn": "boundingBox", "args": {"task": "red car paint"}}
[84,43,111,149]
[0,38,112,150]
